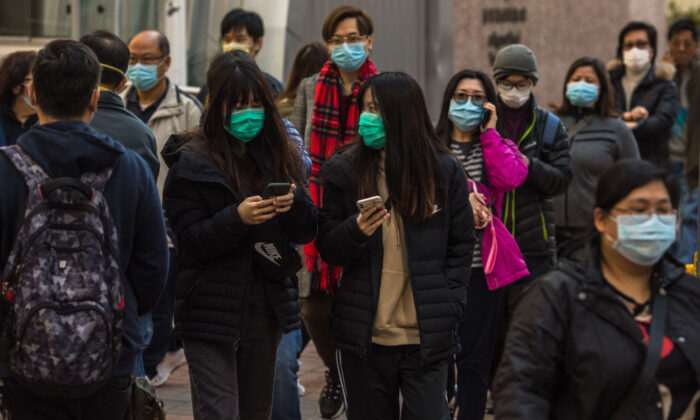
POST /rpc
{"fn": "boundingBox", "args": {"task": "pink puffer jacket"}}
[471,129,529,290]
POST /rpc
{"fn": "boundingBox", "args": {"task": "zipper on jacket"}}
[505,112,536,236]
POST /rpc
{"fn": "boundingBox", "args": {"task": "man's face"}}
[128,31,171,80]
[622,29,654,60]
[223,26,263,58]
[670,30,698,70]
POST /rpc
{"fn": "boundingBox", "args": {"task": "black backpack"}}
[0,145,124,398]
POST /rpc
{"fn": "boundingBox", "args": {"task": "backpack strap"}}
[81,166,114,193]
[541,112,561,152]
[0,145,50,191]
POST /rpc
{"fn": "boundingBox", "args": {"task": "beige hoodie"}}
[371,165,420,346]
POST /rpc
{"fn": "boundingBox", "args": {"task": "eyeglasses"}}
[327,34,367,46]
[623,40,650,50]
[128,55,165,65]
[452,93,486,105]
[497,80,532,91]
[612,207,676,222]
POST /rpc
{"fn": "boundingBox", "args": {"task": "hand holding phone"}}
[481,102,497,132]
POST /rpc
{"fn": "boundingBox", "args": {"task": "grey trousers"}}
[183,280,283,420]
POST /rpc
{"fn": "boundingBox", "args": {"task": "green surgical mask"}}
[358,112,386,149]
[224,107,265,142]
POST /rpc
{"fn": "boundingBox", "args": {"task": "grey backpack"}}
[0,145,124,398]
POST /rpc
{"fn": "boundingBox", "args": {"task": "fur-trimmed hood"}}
[607,59,676,81]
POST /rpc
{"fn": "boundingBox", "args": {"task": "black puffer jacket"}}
[494,247,700,419]
[316,146,474,365]
[501,98,572,274]
[162,135,317,343]
[609,61,679,168]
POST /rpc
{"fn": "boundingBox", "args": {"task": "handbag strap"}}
[468,179,498,274]
[611,283,669,420]
[567,115,593,140]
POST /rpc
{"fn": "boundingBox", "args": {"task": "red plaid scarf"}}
[304,57,378,293]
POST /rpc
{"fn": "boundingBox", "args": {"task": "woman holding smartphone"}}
[161,50,317,420]
[435,69,529,420]
[316,72,475,419]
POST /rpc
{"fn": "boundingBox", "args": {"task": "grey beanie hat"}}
[493,44,539,82]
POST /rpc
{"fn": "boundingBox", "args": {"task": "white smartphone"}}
[356,195,383,212]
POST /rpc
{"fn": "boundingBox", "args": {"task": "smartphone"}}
[481,108,492,130]
[356,196,383,212]
[262,182,291,199]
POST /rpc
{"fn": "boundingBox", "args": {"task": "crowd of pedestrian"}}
[0,4,698,420]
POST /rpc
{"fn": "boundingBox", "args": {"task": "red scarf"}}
[304,57,378,293]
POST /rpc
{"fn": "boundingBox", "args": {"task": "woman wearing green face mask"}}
[316,72,475,419]
[160,51,317,419]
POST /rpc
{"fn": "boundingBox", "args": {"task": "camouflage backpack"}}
[0,145,124,398]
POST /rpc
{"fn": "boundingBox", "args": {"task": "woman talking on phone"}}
[161,50,317,420]
[435,69,529,420]
[316,72,475,419]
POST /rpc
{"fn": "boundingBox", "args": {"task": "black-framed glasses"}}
[327,34,367,46]
[128,55,165,65]
[452,93,486,105]
[612,207,676,219]
[497,80,532,91]
[623,40,650,50]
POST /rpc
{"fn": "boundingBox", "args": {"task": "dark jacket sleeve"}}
[278,187,317,245]
[445,157,474,318]
[126,157,169,315]
[316,174,370,267]
[525,121,572,196]
[634,81,678,148]
[163,165,249,262]
[493,274,570,419]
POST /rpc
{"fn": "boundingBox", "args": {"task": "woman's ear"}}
[593,208,609,235]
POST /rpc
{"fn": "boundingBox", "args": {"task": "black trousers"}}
[338,344,449,420]
[183,279,283,420]
[2,375,131,420]
[456,269,505,420]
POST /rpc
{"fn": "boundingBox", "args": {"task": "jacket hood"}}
[318,144,358,189]
[607,59,676,82]
[16,120,124,178]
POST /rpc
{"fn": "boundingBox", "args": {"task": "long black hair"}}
[347,72,448,222]
[435,69,498,146]
[555,57,616,118]
[193,50,304,196]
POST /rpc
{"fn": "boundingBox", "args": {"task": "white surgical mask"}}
[499,86,531,109]
[623,48,651,74]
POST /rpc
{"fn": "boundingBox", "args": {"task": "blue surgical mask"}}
[331,42,367,72]
[23,95,36,110]
[566,81,599,107]
[126,63,160,91]
[448,99,484,132]
[608,214,677,265]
